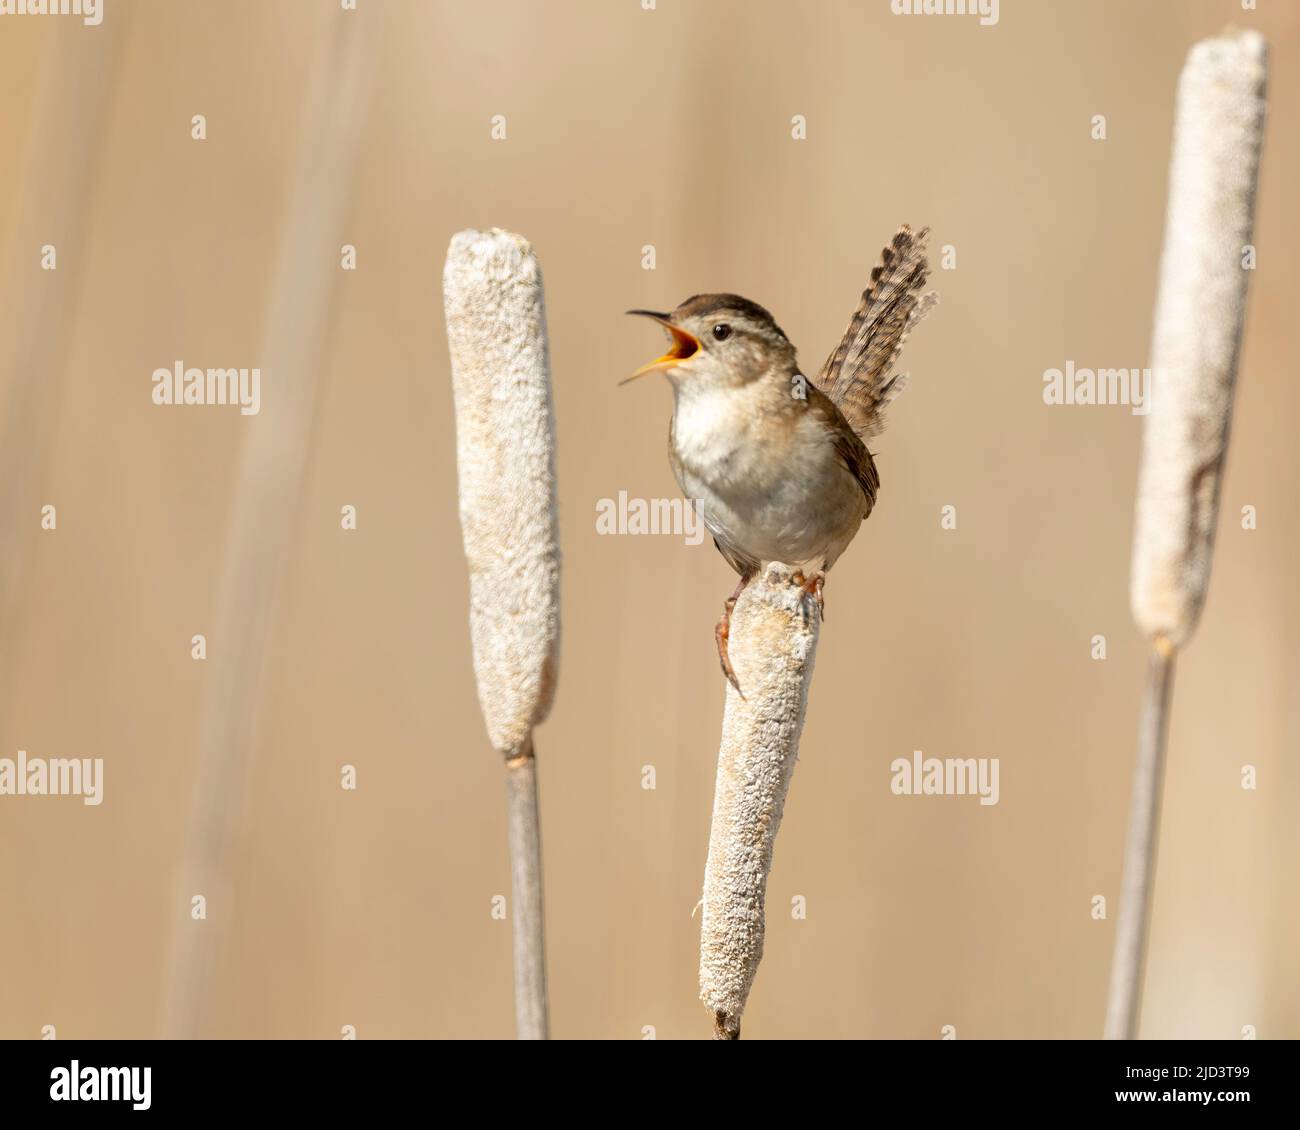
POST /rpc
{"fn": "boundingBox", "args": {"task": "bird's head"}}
[625,294,795,390]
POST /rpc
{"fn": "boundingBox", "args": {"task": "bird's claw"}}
[791,570,826,625]
[715,596,745,698]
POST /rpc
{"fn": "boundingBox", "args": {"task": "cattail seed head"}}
[443,229,561,756]
[1131,29,1267,648]
[699,564,819,1035]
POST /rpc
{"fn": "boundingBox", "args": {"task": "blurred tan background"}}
[0,0,1296,1040]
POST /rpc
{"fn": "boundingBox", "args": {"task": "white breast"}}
[670,381,863,571]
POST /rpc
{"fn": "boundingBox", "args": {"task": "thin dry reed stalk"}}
[443,229,560,1040]
[164,20,371,1038]
[0,20,120,665]
[1106,27,1267,1041]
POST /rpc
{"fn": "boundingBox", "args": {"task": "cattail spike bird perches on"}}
[699,564,819,1039]
[628,227,935,1034]
[1106,28,1267,1041]
[444,229,561,1040]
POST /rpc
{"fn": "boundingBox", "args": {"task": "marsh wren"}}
[627,225,937,693]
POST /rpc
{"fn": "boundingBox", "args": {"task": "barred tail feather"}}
[818,224,938,439]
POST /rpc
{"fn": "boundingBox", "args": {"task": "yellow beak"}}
[623,310,701,383]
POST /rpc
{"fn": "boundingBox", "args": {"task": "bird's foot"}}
[791,570,826,625]
[715,576,751,697]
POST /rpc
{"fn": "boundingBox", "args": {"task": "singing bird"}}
[627,225,937,693]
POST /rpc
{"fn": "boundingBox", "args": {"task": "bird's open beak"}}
[623,310,701,383]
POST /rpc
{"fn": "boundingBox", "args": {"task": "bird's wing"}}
[807,382,879,517]
[817,224,938,439]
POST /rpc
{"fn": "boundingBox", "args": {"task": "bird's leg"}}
[715,574,752,697]
[808,571,825,621]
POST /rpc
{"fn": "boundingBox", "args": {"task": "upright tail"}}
[817,225,938,439]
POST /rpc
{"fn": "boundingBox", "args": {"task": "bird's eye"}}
[712,323,732,341]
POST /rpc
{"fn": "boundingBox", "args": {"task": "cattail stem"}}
[1104,641,1175,1040]
[505,741,548,1039]
[699,564,819,1039]
[1113,26,1267,1041]
[444,229,560,1039]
